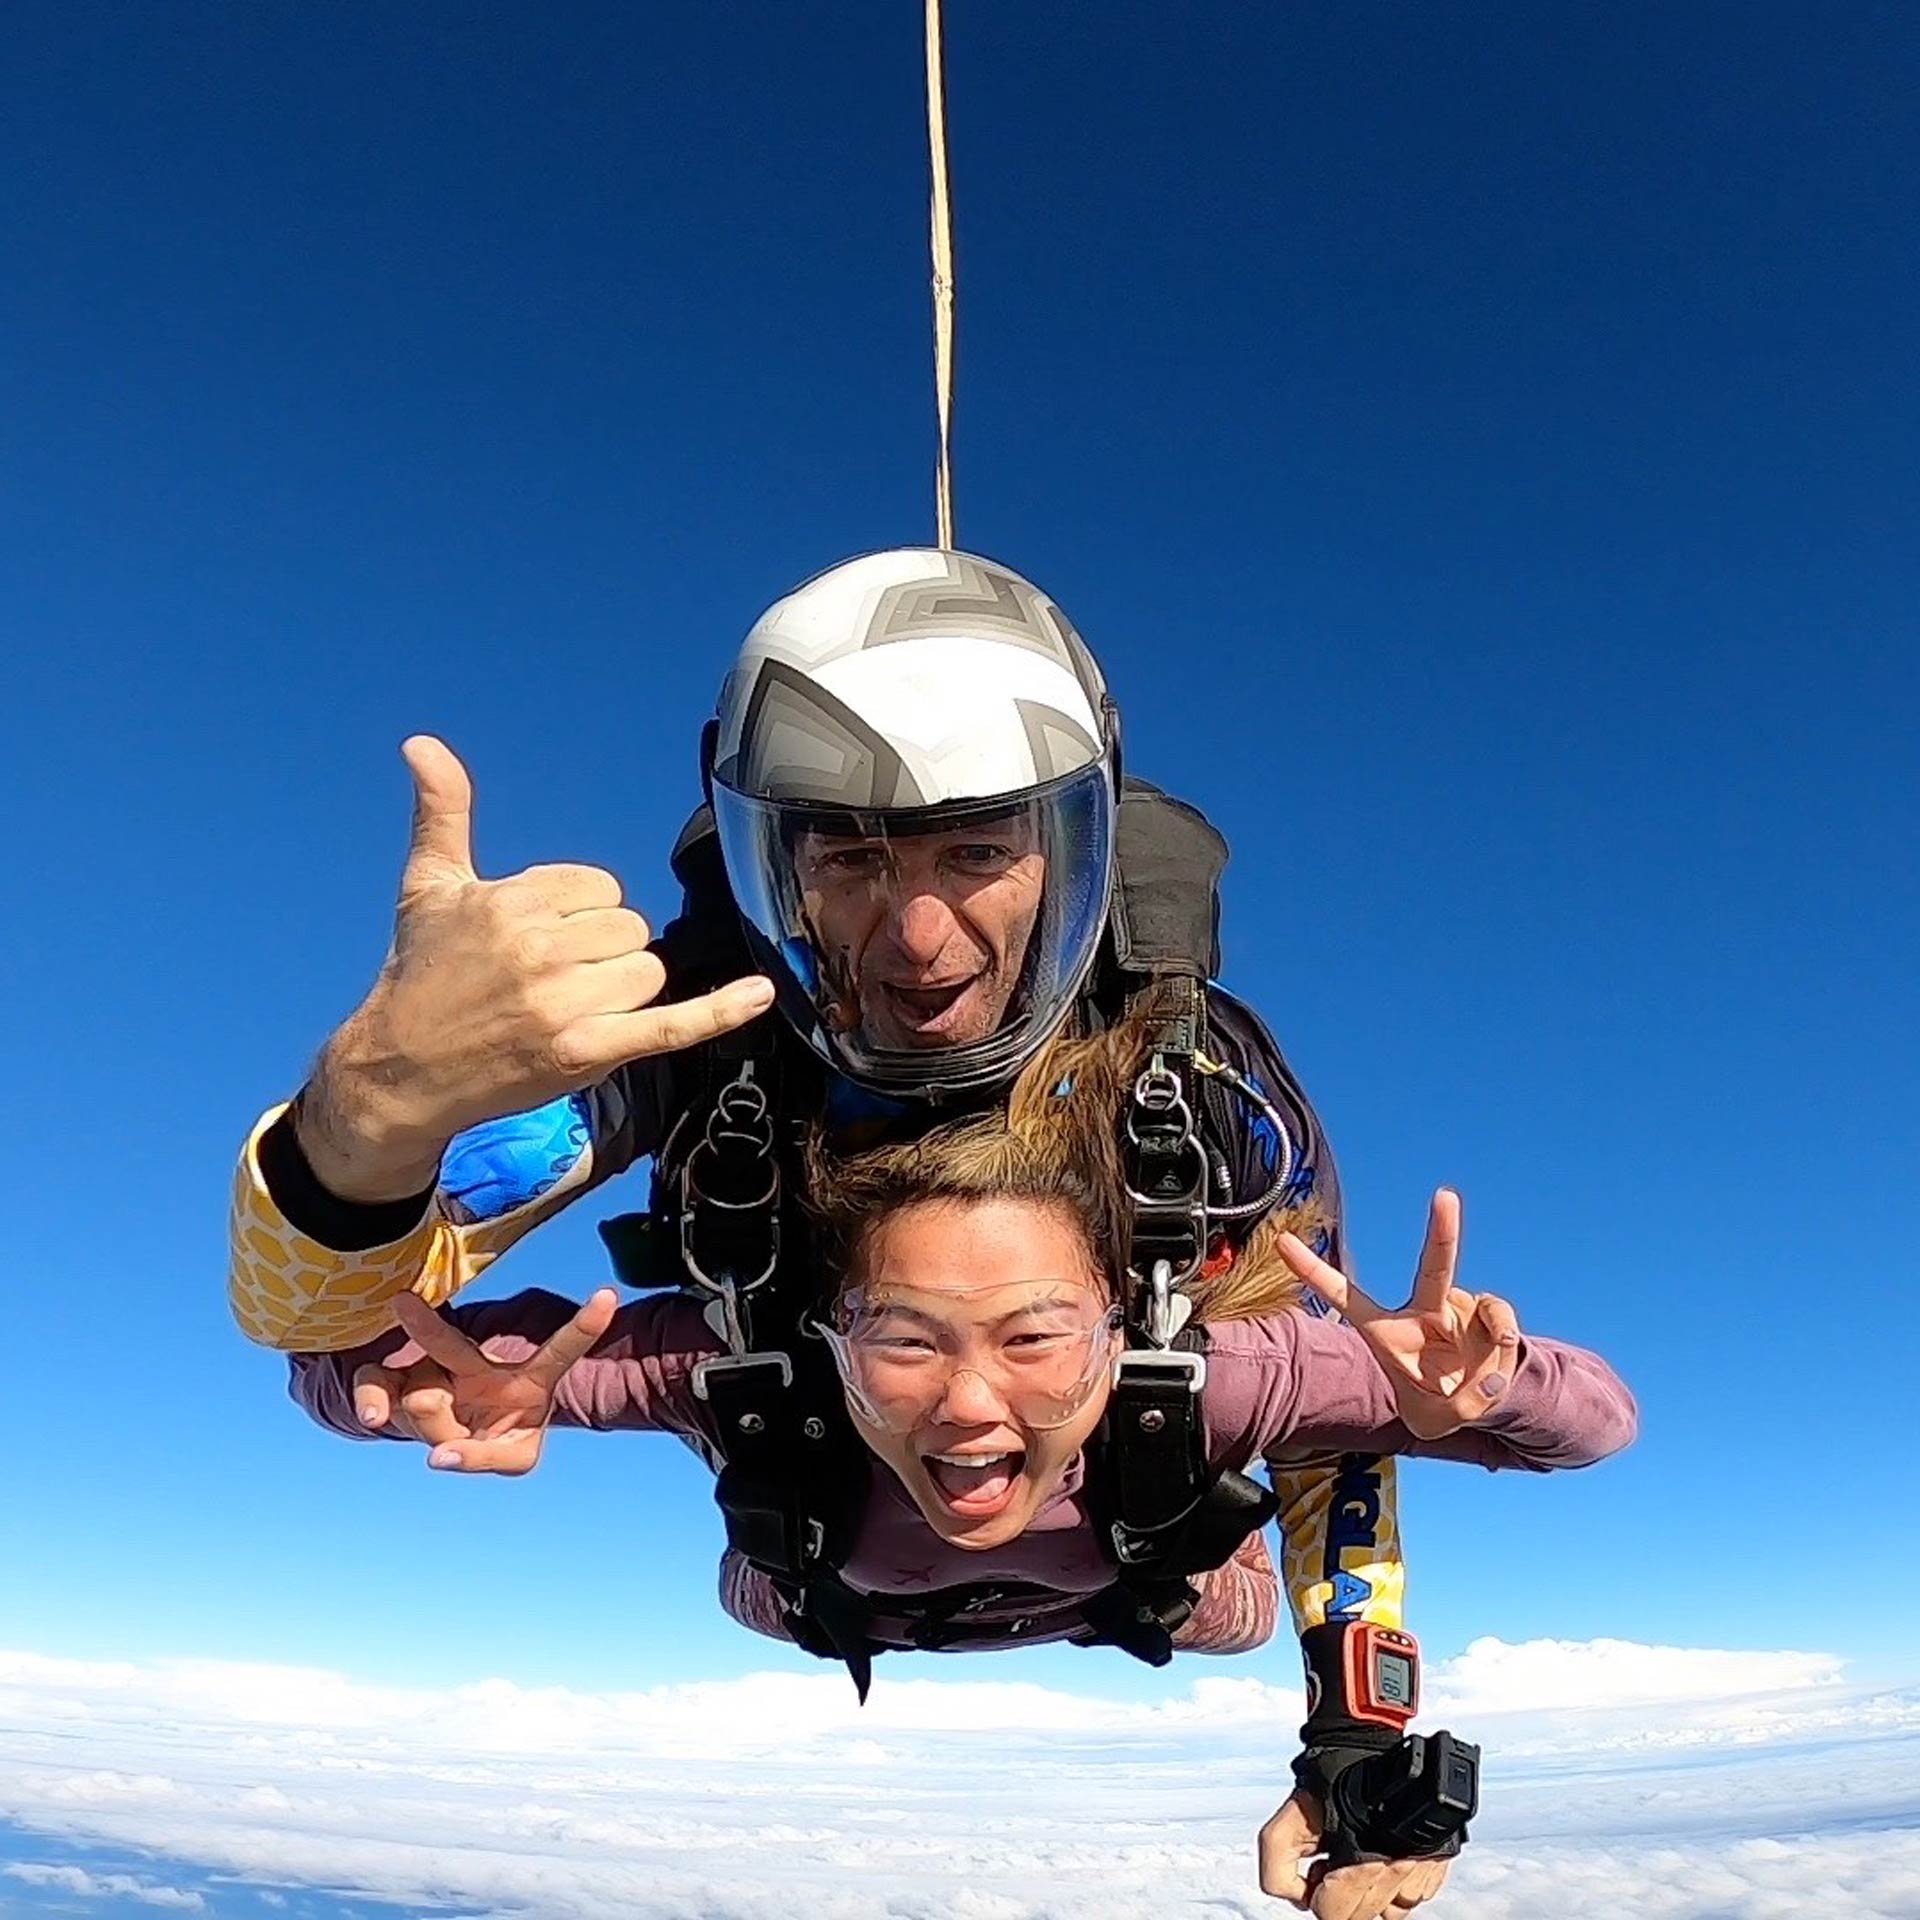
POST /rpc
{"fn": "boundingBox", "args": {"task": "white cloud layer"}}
[0,1641,1915,1919]
[5,1861,206,1909]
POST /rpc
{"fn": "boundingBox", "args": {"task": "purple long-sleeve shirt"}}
[291,1291,1635,1652]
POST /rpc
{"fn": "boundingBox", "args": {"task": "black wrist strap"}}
[1293,1725,1402,1800]
[259,1108,436,1251]
[1298,1619,1412,1743]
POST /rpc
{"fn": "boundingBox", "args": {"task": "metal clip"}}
[1125,1059,1195,1149]
[680,1065,781,1296]
[1114,1347,1206,1394]
[1124,1054,1209,1291]
[1144,1258,1188,1348]
[691,1349,795,1402]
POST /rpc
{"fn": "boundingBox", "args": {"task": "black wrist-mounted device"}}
[1321,1730,1480,1864]
[1291,1620,1480,1865]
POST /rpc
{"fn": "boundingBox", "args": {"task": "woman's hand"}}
[351,1288,617,1474]
[1276,1189,1520,1441]
[1259,1790,1450,1917]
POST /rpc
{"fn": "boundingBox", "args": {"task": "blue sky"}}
[2,0,1916,1732]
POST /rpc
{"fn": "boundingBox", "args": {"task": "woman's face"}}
[830,1196,1120,1552]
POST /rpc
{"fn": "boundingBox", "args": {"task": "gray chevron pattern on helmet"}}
[732,667,1099,806]
[1015,697,1101,784]
[863,553,1106,696]
[732,658,927,807]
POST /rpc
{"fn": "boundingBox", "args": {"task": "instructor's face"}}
[796,823,1045,1052]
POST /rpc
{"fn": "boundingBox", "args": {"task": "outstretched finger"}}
[399,735,476,891]
[555,975,776,1073]
[391,1291,489,1374]
[427,1429,543,1477]
[1275,1233,1384,1326]
[1409,1188,1462,1316]
[526,1288,618,1388]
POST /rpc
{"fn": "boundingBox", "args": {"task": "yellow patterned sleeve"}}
[1268,1450,1407,1633]
[227,1104,598,1352]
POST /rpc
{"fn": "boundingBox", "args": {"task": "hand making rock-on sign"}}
[295,735,775,1206]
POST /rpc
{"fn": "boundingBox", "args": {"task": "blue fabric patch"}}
[1242,1072,1282,1173]
[440,1093,592,1224]
[825,1074,914,1129]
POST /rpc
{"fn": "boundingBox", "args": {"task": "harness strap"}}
[1124,975,1210,1302]
[1106,1342,1209,1554]
[698,1359,813,1573]
[782,1572,880,1703]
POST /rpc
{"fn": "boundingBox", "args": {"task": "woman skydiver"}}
[297,1010,1637,1920]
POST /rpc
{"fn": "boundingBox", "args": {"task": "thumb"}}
[1258,1791,1323,1905]
[400,735,476,891]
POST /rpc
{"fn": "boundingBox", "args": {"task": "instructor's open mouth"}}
[881,978,978,1029]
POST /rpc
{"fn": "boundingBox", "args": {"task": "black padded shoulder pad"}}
[670,802,724,895]
[1108,778,1227,982]
[654,804,755,999]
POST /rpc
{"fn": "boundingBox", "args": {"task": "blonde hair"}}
[806,1004,1318,1325]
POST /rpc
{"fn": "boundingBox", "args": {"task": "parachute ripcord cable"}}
[924,0,957,548]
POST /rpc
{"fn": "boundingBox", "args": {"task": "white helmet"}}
[707,548,1119,1098]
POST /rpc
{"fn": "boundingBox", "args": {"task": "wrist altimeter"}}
[1293,1621,1479,1864]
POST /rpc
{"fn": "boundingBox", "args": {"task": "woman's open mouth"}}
[922,1447,1027,1518]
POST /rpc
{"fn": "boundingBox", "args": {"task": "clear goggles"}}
[814,1280,1124,1433]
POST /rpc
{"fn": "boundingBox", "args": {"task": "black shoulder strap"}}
[696,1345,879,1697]
[1078,955,1280,1664]
[1122,973,1211,1294]
[1082,1320,1274,1666]
[593,924,878,1694]
[1089,1322,1279,1595]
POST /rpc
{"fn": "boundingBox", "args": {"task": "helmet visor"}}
[712,761,1115,1096]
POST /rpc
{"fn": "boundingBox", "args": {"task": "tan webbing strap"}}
[924,0,956,549]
